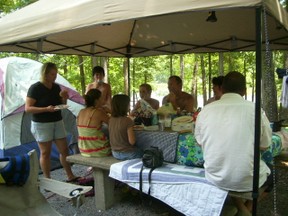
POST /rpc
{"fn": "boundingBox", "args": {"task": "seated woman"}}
[109,94,143,160]
[77,89,111,157]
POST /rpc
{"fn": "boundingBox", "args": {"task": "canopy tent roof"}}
[0,0,287,57]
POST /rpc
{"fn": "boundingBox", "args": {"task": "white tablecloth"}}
[109,159,228,216]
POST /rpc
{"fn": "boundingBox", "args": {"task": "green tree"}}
[0,0,36,16]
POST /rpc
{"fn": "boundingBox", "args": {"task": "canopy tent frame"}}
[6,33,288,57]
[253,7,263,214]
[0,1,287,56]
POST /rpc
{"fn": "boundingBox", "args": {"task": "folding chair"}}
[0,150,92,216]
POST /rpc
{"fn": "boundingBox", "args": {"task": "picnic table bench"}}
[66,154,120,210]
[66,154,267,215]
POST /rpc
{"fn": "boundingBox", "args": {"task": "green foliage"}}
[108,58,125,94]
[279,0,288,11]
[1,50,287,108]
[0,0,37,16]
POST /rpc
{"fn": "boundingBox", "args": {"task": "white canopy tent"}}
[0,0,287,56]
[0,0,288,215]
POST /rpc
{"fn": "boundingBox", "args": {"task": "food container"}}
[171,116,194,133]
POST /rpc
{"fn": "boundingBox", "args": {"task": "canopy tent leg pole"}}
[252,6,262,216]
[127,57,131,97]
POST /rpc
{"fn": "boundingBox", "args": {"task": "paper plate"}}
[54,104,69,110]
[144,125,159,131]
[172,116,193,123]
[133,125,144,130]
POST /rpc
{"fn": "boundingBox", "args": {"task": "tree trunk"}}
[180,55,184,80]
[251,69,255,102]
[219,53,224,75]
[123,58,129,95]
[200,55,207,105]
[208,53,212,99]
[192,57,198,109]
[132,58,136,107]
[228,53,232,72]
[91,56,97,68]
[170,55,173,76]
[63,59,68,75]
[243,58,247,100]
[78,55,86,95]
[279,53,288,121]
[103,57,108,83]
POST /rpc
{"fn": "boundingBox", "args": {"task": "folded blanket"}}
[109,159,228,216]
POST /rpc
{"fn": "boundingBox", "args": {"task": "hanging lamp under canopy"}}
[206,11,218,22]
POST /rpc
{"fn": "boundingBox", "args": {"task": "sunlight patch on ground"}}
[280,161,288,167]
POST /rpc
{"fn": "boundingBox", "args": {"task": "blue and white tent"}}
[0,57,84,159]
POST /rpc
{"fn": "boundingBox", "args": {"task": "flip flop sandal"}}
[65,176,82,184]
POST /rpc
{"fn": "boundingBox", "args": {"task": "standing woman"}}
[25,62,78,182]
[109,94,143,160]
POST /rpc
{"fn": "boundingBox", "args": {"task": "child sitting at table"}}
[108,94,143,160]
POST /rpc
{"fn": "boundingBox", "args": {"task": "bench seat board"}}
[66,155,119,170]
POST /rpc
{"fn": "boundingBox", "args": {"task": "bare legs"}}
[38,141,52,178]
[231,191,269,216]
[231,197,252,216]
[38,138,76,181]
[54,138,76,181]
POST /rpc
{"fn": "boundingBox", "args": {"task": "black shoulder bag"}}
[139,146,164,195]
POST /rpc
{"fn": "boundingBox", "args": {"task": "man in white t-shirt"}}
[194,71,272,215]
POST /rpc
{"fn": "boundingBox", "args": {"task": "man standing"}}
[162,75,195,113]
[194,71,272,214]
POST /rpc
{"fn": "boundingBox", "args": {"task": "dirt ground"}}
[46,155,288,216]
[257,155,288,216]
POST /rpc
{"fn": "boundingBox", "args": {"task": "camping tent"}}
[0,0,287,56]
[0,57,84,158]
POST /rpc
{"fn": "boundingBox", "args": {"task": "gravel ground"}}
[43,164,182,216]
[43,155,288,216]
